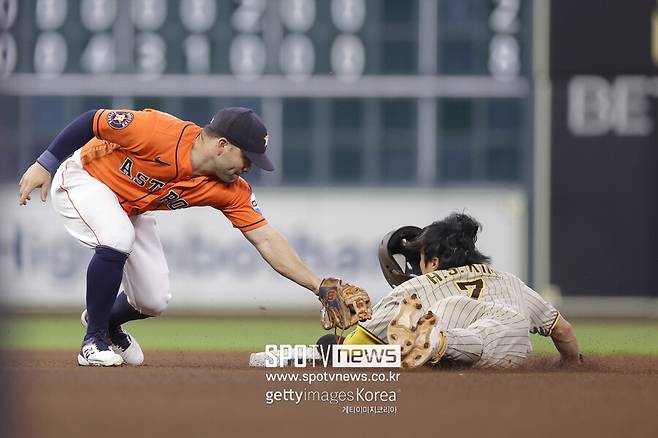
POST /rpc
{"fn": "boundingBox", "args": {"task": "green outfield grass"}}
[2,315,658,355]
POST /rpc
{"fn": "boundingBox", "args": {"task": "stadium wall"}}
[0,186,526,314]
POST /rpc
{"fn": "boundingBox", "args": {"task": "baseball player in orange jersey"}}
[340,213,582,368]
[18,107,347,366]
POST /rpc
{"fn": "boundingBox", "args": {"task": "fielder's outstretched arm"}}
[550,316,581,365]
[19,110,96,205]
[243,224,322,294]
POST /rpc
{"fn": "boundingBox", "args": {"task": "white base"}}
[249,347,321,367]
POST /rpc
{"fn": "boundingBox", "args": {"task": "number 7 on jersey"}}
[455,278,486,300]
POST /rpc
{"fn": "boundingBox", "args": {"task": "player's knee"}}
[136,294,171,316]
[144,300,169,317]
[133,278,171,316]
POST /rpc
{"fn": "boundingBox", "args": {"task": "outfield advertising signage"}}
[550,0,658,297]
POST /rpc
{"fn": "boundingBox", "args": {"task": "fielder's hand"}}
[318,278,372,330]
[19,162,51,205]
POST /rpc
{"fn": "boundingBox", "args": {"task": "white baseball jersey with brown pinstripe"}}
[360,264,560,368]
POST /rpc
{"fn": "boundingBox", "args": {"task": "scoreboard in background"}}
[1,0,372,79]
[0,0,526,80]
[0,0,533,192]
[550,0,658,298]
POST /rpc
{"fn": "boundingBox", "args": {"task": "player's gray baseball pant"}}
[429,296,531,368]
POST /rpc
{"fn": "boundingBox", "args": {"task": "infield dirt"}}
[3,351,657,438]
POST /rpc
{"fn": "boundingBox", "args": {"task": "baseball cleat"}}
[109,327,144,366]
[77,335,124,367]
[400,311,446,369]
[80,309,144,366]
[387,294,424,356]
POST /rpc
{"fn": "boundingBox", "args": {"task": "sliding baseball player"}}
[342,213,582,368]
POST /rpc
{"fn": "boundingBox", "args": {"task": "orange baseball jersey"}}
[79,109,267,232]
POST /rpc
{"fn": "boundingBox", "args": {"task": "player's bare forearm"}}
[18,162,52,205]
[550,316,581,365]
[243,224,322,294]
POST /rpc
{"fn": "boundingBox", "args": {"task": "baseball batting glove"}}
[318,278,372,330]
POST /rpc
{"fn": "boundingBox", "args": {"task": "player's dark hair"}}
[409,213,491,270]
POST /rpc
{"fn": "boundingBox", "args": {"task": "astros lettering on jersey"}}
[75,109,265,231]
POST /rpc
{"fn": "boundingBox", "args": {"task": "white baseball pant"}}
[50,151,171,316]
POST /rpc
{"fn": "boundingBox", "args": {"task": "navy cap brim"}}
[243,150,275,172]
